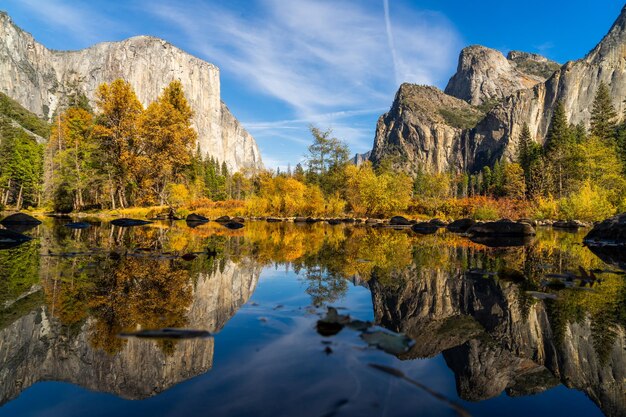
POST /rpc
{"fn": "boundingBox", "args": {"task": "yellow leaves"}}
[345,161,412,217]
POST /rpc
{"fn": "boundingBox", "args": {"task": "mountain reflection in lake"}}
[0,220,623,417]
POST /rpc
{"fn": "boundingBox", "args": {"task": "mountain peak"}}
[445,45,558,106]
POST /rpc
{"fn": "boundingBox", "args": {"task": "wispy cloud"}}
[6,0,124,44]
[146,0,461,167]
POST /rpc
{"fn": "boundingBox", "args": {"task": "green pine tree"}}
[590,82,617,141]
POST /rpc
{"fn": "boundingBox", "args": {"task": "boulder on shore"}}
[447,218,475,233]
[467,219,536,237]
[110,218,153,227]
[0,213,41,225]
[584,213,626,245]
[429,218,447,227]
[390,216,412,226]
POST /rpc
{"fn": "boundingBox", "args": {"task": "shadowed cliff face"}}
[0,12,263,171]
[369,253,626,417]
[0,256,260,404]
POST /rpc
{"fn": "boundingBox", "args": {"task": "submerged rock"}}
[110,218,153,227]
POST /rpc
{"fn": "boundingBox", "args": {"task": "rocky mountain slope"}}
[445,45,559,106]
[370,84,483,174]
[371,6,626,174]
[0,11,262,172]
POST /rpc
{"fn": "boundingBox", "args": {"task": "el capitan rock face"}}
[0,12,262,172]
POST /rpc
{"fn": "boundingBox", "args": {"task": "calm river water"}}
[0,219,623,417]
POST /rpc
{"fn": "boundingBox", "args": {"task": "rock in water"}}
[447,218,475,233]
[214,216,231,223]
[467,219,536,237]
[110,218,153,227]
[584,213,626,245]
[389,216,412,226]
[0,213,42,225]
[553,220,588,229]
[186,213,209,222]
[0,11,262,172]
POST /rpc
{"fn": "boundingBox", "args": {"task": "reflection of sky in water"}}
[0,220,619,416]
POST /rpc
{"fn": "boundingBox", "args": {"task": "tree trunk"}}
[16,184,23,210]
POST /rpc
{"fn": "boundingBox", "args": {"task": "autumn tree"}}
[92,79,144,209]
[140,80,197,205]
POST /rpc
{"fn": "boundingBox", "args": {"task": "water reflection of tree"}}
[88,257,192,355]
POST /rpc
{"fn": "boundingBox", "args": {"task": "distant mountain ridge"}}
[0,11,263,172]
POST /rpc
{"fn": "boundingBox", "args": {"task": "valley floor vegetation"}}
[1,79,625,222]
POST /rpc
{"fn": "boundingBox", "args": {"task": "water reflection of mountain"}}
[0,256,260,404]
[370,261,626,417]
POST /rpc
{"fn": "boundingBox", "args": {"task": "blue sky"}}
[2,0,624,169]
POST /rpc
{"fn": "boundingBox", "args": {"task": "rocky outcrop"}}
[0,12,262,172]
[470,6,626,168]
[351,150,371,166]
[0,259,260,404]
[444,45,559,106]
[372,7,626,174]
[370,84,483,174]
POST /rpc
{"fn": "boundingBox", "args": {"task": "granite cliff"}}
[371,6,626,174]
[444,45,559,106]
[0,11,262,172]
